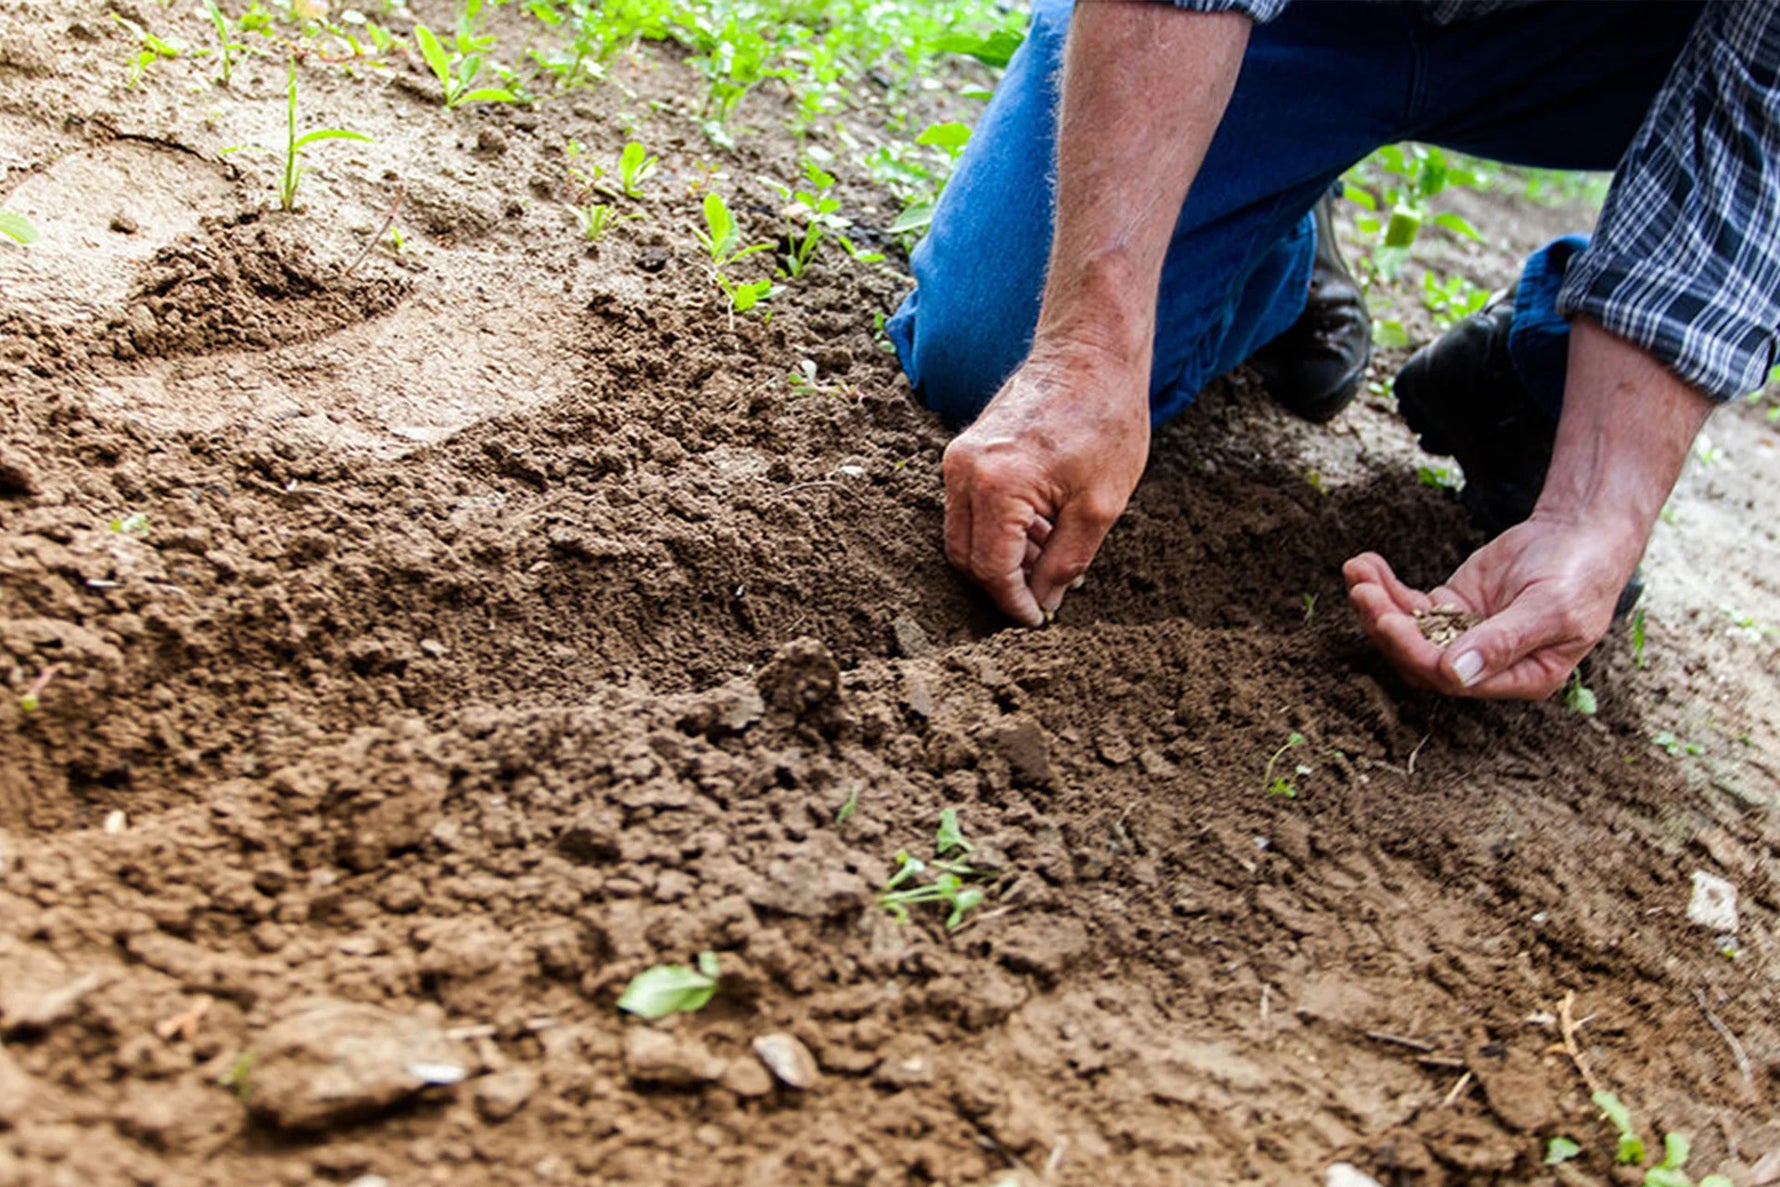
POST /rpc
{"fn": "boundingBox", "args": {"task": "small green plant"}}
[1631,607,1648,668]
[414,22,517,108]
[1301,592,1316,623]
[768,159,845,279]
[694,190,775,316]
[570,201,619,240]
[220,1050,256,1101]
[273,61,371,212]
[1343,143,1484,281]
[1545,1136,1582,1165]
[1722,606,1774,643]
[616,140,658,198]
[1421,269,1490,328]
[0,211,38,246]
[878,808,986,929]
[1262,732,1308,797]
[109,511,150,535]
[617,951,720,1019]
[202,0,247,86]
[1651,730,1703,758]
[114,14,184,89]
[1416,464,1460,490]
[835,784,859,825]
[1564,671,1597,716]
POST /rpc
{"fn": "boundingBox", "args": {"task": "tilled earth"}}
[2,3,1779,1184]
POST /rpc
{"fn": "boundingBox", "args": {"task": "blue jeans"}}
[887,0,1702,427]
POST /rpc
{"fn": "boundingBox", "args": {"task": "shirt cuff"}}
[1151,0,1290,23]
[1557,250,1775,403]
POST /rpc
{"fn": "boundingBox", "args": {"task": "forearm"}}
[1035,3,1250,372]
[1534,318,1716,552]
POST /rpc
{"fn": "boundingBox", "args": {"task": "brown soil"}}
[3,5,1778,1186]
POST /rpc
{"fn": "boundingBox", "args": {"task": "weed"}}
[1651,730,1703,758]
[0,211,38,246]
[1562,1093,1735,1187]
[271,61,371,212]
[1564,671,1597,716]
[570,201,621,240]
[835,783,859,825]
[202,0,248,86]
[414,22,518,108]
[616,140,658,198]
[878,808,986,929]
[1262,731,1308,797]
[694,190,775,316]
[617,951,721,1018]
[114,14,184,89]
[767,159,844,279]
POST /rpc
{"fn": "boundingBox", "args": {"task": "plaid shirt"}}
[1162,0,1779,401]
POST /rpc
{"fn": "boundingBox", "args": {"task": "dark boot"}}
[1248,193,1372,424]
[1393,286,1644,615]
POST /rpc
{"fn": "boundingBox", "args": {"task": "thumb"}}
[1028,501,1114,615]
[1441,595,1572,697]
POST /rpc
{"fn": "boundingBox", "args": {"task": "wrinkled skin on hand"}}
[942,345,1152,627]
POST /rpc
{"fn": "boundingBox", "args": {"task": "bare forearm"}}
[1036,3,1250,372]
[1534,318,1716,549]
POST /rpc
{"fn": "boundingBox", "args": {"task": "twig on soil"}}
[1418,1055,1468,1071]
[1364,1030,1437,1054]
[1440,1069,1474,1108]
[1405,732,1431,777]
[1695,986,1753,1088]
[154,995,214,1042]
[343,182,405,279]
[1555,990,1606,1097]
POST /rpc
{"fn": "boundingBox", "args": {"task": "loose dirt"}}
[2,4,1778,1185]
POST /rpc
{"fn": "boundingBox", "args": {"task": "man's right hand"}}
[942,342,1152,627]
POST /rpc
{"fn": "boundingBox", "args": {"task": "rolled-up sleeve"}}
[1557,3,1780,401]
[1151,0,1291,23]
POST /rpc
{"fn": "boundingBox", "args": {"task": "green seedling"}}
[1344,143,1483,281]
[1262,731,1308,797]
[1630,608,1648,668]
[220,1050,256,1101]
[617,951,720,1019]
[1564,671,1597,716]
[1416,465,1459,490]
[1373,317,1411,349]
[203,0,247,86]
[1301,592,1317,622]
[1722,606,1774,642]
[1422,269,1490,328]
[694,191,775,316]
[1545,1137,1582,1165]
[835,784,859,825]
[414,22,517,108]
[272,61,371,212]
[570,201,619,240]
[109,511,150,535]
[0,211,38,246]
[616,140,658,198]
[1651,730,1703,758]
[879,808,986,929]
[114,14,184,89]
[768,160,844,279]
[17,664,59,714]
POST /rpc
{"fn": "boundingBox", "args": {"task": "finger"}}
[1438,596,1592,699]
[967,489,1045,627]
[1021,515,1051,574]
[1347,579,1442,688]
[1029,497,1118,615]
[943,467,974,574]
[1342,552,1437,615]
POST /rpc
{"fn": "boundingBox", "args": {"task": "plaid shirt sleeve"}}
[1557,2,1780,401]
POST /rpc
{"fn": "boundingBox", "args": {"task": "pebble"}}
[1326,1164,1384,1187]
[1687,870,1739,933]
[751,1033,819,1090]
[719,1056,773,1099]
[624,1028,724,1087]
[474,1067,537,1122]
[246,998,470,1130]
[891,615,935,659]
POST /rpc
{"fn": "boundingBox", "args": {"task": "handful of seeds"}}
[1413,604,1481,646]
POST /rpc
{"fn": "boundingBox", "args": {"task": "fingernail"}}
[1453,650,1485,686]
[1070,574,1087,590]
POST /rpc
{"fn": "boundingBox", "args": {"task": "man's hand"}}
[1344,510,1642,698]
[1347,318,1714,699]
[943,344,1151,626]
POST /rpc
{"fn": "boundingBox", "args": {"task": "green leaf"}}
[292,128,371,149]
[1593,1091,1634,1135]
[0,211,38,245]
[915,121,972,152]
[1373,319,1410,349]
[888,202,933,235]
[936,807,972,856]
[1383,207,1422,248]
[413,23,451,87]
[1617,1132,1646,1166]
[1657,1132,1690,1171]
[928,28,1024,68]
[702,191,736,259]
[1342,182,1377,212]
[695,950,720,979]
[1431,211,1482,242]
[946,886,984,929]
[617,962,718,1019]
[1643,1171,1690,1187]
[455,87,516,104]
[1544,1137,1582,1165]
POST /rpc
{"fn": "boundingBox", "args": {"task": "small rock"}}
[247,998,470,1131]
[0,446,40,498]
[1326,1164,1383,1187]
[624,1028,724,1087]
[987,716,1053,787]
[720,1056,773,1098]
[890,616,935,659]
[101,810,127,835]
[903,673,934,719]
[474,1067,537,1122]
[872,1046,934,1089]
[1687,870,1739,933]
[418,638,447,659]
[752,1033,819,1090]
[108,212,140,234]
